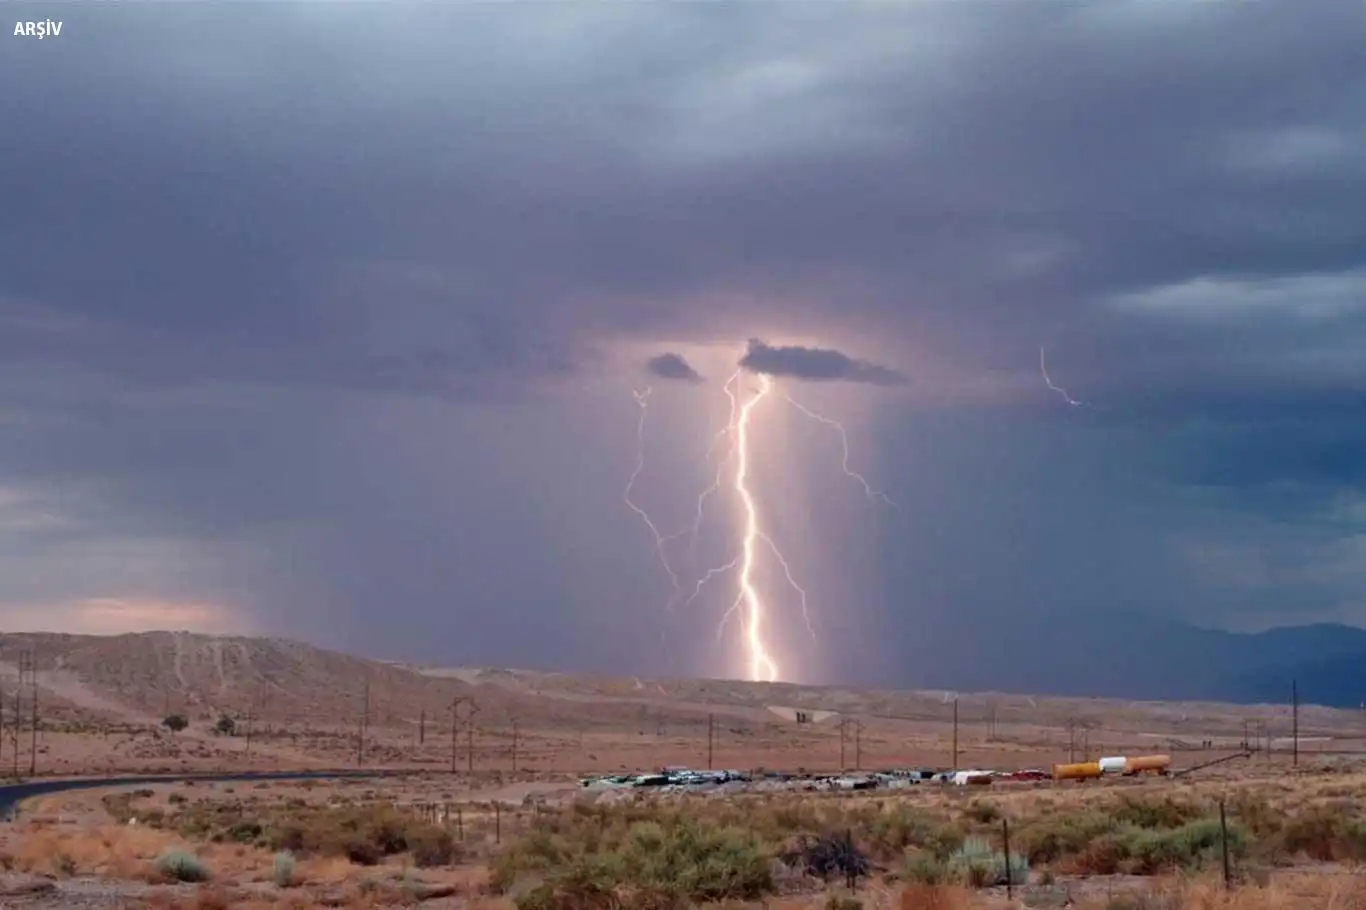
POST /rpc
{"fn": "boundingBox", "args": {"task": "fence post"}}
[1003,817,1013,900]
[495,803,502,844]
[845,827,857,890]
[456,806,464,841]
[1220,799,1231,890]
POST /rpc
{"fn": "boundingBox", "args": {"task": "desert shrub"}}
[902,851,949,886]
[1019,811,1118,864]
[1272,804,1366,862]
[963,800,1001,824]
[1225,791,1283,839]
[946,836,1027,888]
[863,805,947,858]
[826,895,863,910]
[1064,819,1246,876]
[227,820,262,844]
[409,826,458,867]
[271,851,296,887]
[155,849,211,883]
[1109,794,1204,830]
[497,815,774,904]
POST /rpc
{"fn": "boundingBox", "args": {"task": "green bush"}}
[155,849,211,883]
[947,836,1028,888]
[497,816,774,904]
[272,851,296,887]
[902,851,948,886]
[1068,819,1246,876]
[409,826,458,868]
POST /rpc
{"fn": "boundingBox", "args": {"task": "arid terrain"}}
[2,631,1366,908]
[3,631,1361,779]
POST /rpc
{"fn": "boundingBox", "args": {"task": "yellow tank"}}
[1123,754,1172,775]
[1052,761,1102,781]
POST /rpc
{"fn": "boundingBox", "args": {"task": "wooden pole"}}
[952,698,959,771]
[1220,800,1231,889]
[707,714,714,770]
[1003,818,1013,900]
[450,697,463,774]
[1292,679,1299,767]
[27,664,37,778]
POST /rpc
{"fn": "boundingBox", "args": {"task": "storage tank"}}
[1123,754,1172,775]
[1052,761,1102,781]
[1098,756,1128,774]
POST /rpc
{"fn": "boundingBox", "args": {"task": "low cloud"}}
[738,339,907,386]
[645,352,704,383]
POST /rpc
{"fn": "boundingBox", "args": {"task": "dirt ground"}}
[4,732,1366,908]
[4,632,1366,907]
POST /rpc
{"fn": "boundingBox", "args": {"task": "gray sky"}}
[3,1,1365,687]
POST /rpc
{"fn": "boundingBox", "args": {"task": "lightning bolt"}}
[624,357,892,684]
[1040,346,1086,408]
[623,387,685,607]
[732,373,780,681]
[687,371,743,562]
[784,395,897,508]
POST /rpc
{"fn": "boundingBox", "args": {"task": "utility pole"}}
[450,697,464,774]
[511,719,519,772]
[27,652,38,778]
[244,703,253,761]
[9,680,17,779]
[356,679,369,768]
[707,714,714,770]
[466,700,480,774]
[839,717,847,770]
[13,652,28,779]
[419,709,426,746]
[952,698,960,771]
[1292,679,1299,767]
[1067,717,1076,764]
[854,720,862,771]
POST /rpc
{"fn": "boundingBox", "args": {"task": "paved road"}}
[0,769,422,818]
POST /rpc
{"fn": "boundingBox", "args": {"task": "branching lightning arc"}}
[1040,346,1085,408]
[624,366,892,683]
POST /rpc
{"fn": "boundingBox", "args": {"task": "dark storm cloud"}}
[645,353,704,384]
[1,1,1365,680]
[738,339,907,387]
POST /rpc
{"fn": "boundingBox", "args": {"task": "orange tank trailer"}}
[1122,754,1172,776]
[1052,761,1102,781]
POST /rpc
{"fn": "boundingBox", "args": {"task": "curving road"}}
[0,769,426,819]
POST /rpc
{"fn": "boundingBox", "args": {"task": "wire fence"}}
[379,790,1366,902]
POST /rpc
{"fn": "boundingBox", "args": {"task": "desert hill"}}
[0,631,721,735]
[2,630,1362,753]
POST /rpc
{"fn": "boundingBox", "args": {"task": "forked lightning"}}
[624,366,892,682]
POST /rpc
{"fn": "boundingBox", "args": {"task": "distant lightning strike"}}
[625,362,891,684]
[1040,346,1086,408]
[784,395,896,508]
[731,373,781,681]
[623,387,685,609]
